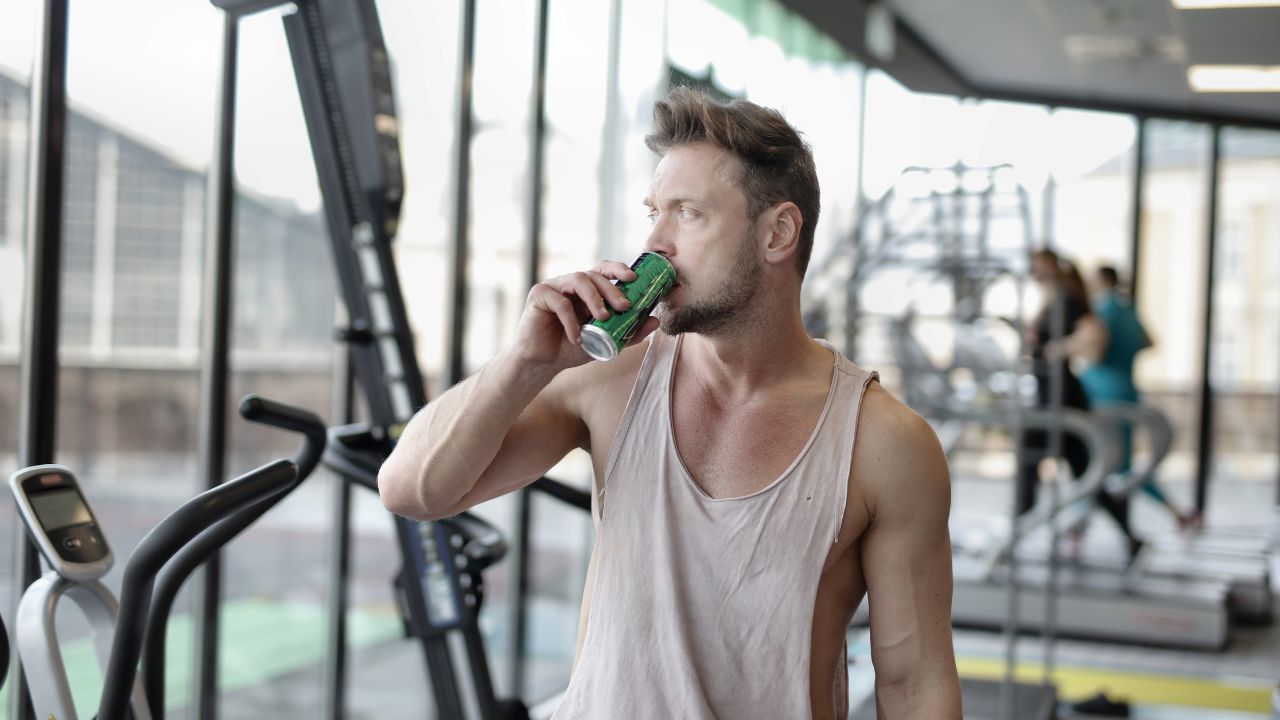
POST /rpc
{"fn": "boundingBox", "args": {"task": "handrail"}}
[1092,403,1174,498]
[98,459,298,720]
[143,396,326,717]
[928,407,1121,576]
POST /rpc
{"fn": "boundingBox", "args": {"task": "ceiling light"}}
[1188,65,1280,92]
[1172,0,1280,8]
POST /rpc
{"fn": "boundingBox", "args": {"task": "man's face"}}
[642,143,762,336]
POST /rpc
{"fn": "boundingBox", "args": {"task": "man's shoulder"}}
[555,334,656,421]
[851,383,950,516]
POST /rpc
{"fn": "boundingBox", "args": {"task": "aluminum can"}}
[580,252,677,362]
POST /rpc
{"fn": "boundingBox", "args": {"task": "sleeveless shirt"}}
[552,331,878,719]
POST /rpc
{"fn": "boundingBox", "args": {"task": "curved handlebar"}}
[141,396,327,718]
[99,459,298,719]
[239,394,328,480]
[0,611,9,693]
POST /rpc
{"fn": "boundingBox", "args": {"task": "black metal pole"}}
[447,0,478,387]
[1193,125,1221,514]
[1128,118,1147,303]
[12,1,70,719]
[192,13,239,720]
[510,0,551,699]
[323,334,356,720]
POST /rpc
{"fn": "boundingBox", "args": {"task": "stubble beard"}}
[659,231,762,337]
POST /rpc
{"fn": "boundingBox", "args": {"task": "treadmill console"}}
[10,464,113,582]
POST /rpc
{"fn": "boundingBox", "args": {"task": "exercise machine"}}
[204,1,549,717]
[9,396,325,720]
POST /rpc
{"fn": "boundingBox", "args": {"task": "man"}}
[379,87,961,719]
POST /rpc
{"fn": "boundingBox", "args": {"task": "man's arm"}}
[378,263,649,520]
[856,386,962,718]
[378,351,585,520]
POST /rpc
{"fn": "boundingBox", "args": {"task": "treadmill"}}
[949,402,1268,649]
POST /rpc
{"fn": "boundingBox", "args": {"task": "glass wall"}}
[1209,127,1280,525]
[1135,120,1212,501]
[0,0,35,713]
[346,0,462,714]
[212,8,336,717]
[851,80,1151,531]
[3,0,1277,717]
[42,3,221,718]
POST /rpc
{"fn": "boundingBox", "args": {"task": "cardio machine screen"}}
[30,487,93,531]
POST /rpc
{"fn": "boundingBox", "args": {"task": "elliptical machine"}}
[9,395,326,720]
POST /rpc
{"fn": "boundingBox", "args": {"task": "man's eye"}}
[645,208,658,223]
[679,206,698,219]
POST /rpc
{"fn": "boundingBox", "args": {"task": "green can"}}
[580,252,677,362]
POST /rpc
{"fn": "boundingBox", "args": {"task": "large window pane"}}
[520,0,613,702]
[1209,127,1280,525]
[214,9,336,717]
[460,0,539,699]
[0,1,36,714]
[1135,120,1211,505]
[40,3,223,718]
[1047,108,1137,275]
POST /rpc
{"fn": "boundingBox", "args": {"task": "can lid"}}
[580,324,619,362]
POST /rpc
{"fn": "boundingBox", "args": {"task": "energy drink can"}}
[580,252,677,362]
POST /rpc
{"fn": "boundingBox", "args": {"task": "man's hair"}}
[1097,265,1119,288]
[645,86,820,278]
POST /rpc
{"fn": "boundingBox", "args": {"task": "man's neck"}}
[676,300,830,401]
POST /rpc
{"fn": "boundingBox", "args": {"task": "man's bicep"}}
[861,487,954,678]
[858,409,957,686]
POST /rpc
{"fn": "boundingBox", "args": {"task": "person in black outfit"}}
[1019,249,1143,557]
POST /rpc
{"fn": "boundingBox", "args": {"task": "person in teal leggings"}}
[1080,266,1200,530]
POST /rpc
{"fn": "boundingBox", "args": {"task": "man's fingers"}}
[530,283,583,344]
[551,271,625,322]
[594,259,637,282]
[586,271,631,316]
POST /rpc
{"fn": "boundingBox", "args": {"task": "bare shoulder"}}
[852,382,950,520]
[555,334,655,452]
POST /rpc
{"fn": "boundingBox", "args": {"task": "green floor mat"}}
[11,599,400,717]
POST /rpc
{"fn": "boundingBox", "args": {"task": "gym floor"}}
[217,474,1279,719]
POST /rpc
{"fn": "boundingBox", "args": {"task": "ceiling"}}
[777,0,1280,128]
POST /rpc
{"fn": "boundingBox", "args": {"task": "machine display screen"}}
[30,487,92,531]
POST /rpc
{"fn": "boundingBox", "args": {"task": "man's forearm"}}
[378,348,559,518]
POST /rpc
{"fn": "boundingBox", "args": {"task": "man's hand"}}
[379,259,657,520]
[514,260,654,370]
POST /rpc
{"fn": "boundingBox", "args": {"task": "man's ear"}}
[761,201,803,266]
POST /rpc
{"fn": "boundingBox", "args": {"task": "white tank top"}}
[552,332,878,719]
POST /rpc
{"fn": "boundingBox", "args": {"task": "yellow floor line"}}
[957,657,1275,712]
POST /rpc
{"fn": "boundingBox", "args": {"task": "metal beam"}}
[191,13,240,719]
[1194,125,1222,513]
[511,0,551,697]
[12,1,70,718]
[447,0,478,387]
[1128,118,1147,303]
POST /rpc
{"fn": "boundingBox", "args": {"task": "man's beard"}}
[660,233,761,336]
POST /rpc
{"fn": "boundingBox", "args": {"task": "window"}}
[1209,127,1280,524]
[1135,120,1212,508]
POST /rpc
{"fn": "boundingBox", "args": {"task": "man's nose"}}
[643,220,675,259]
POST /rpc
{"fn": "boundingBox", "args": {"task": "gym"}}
[0,0,1277,718]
